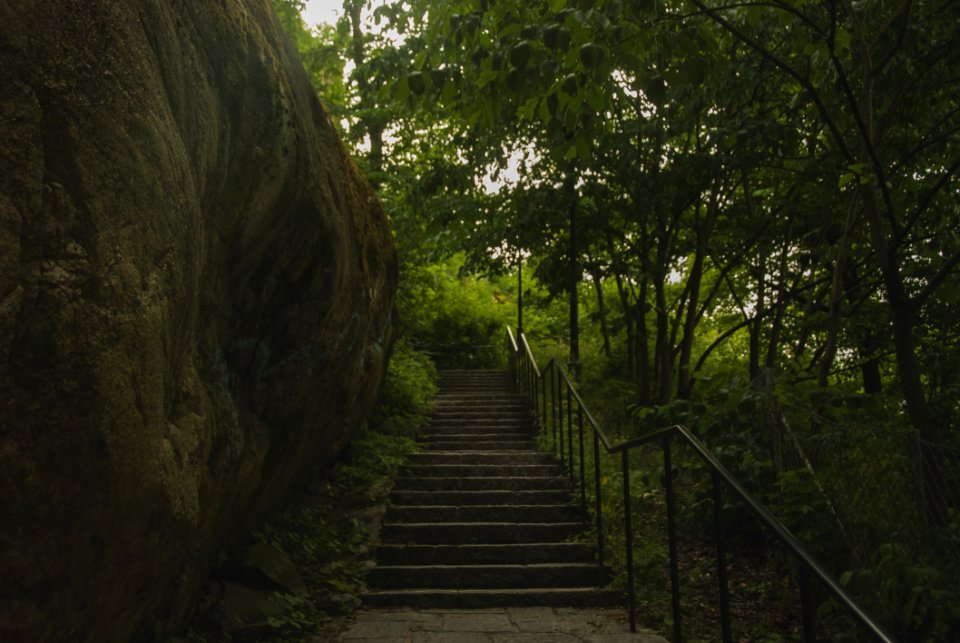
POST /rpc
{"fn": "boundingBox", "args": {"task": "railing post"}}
[526,364,533,402]
[799,565,816,643]
[578,405,586,517]
[518,347,524,393]
[663,437,682,643]
[712,472,732,643]
[567,385,575,484]
[541,369,547,434]
[593,429,604,568]
[551,366,558,454]
[557,373,565,465]
[622,449,636,633]
[532,367,539,425]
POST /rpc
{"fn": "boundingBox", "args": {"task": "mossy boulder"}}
[0,0,396,640]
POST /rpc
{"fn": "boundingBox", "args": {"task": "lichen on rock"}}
[0,1,397,640]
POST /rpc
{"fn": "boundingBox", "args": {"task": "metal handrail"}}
[506,326,896,643]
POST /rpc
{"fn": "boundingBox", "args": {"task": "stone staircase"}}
[365,369,618,607]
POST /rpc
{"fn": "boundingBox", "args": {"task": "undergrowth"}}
[532,344,960,641]
[184,341,436,642]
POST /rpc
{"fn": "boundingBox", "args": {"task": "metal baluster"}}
[567,384,574,484]
[578,406,586,517]
[799,566,815,643]
[557,371,564,464]
[713,472,732,643]
[534,368,539,417]
[664,437,682,642]
[593,429,604,570]
[541,369,547,436]
[622,449,636,633]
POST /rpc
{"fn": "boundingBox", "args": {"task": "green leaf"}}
[408,71,426,95]
[392,76,410,101]
[510,40,532,69]
[441,79,458,104]
[644,75,666,107]
[579,43,606,68]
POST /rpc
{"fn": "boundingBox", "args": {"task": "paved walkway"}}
[335,607,668,642]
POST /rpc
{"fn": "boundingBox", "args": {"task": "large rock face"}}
[0,1,396,640]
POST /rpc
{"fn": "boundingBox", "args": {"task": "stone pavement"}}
[334,606,669,642]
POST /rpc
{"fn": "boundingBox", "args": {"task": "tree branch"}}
[913,247,960,309]
[688,0,855,163]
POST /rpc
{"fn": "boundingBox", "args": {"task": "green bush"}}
[373,339,438,436]
[397,257,512,368]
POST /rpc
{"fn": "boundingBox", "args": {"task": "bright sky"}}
[301,0,342,26]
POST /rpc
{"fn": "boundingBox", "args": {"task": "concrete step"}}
[431,410,531,419]
[432,406,528,414]
[421,440,539,452]
[389,489,575,506]
[424,424,533,435]
[428,418,532,427]
[363,587,621,608]
[376,542,597,566]
[399,464,562,478]
[379,521,583,544]
[408,451,554,466]
[386,504,584,524]
[433,395,526,404]
[393,476,570,492]
[421,431,536,451]
[364,368,617,611]
[368,563,609,590]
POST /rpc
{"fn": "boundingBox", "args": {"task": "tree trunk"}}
[588,260,612,358]
[654,276,672,404]
[637,280,651,405]
[613,269,635,378]
[678,191,719,398]
[765,239,790,369]
[818,200,858,388]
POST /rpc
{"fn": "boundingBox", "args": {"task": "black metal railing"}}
[505,326,896,643]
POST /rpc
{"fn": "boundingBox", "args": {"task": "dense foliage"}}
[277,0,959,639]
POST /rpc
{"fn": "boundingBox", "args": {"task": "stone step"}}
[386,504,584,524]
[393,476,570,492]
[428,413,533,426]
[422,440,539,452]
[421,433,536,443]
[367,563,608,590]
[365,369,616,612]
[437,383,516,389]
[389,489,575,506]
[399,464,561,478]
[379,521,583,544]
[424,424,533,435]
[438,378,514,384]
[433,395,526,404]
[431,410,530,419]
[428,422,532,431]
[376,542,597,566]
[363,587,621,608]
[432,407,528,414]
[408,452,554,466]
